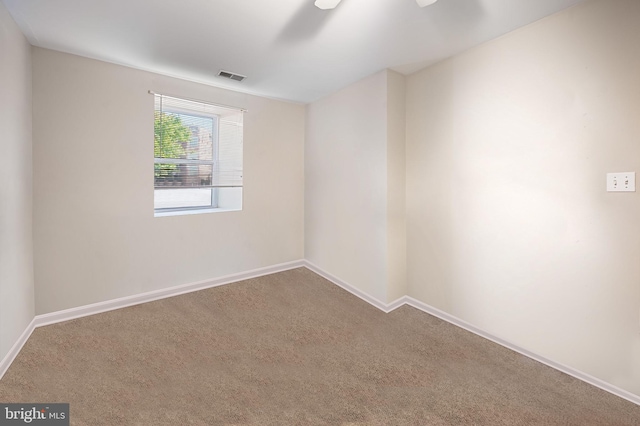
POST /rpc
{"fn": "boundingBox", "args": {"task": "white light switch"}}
[607,172,635,192]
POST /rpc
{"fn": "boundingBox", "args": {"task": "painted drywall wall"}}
[32,48,304,314]
[386,71,407,302]
[406,0,640,395]
[305,69,406,304]
[305,70,388,302]
[0,2,34,363]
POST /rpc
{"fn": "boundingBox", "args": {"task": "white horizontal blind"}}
[154,94,244,190]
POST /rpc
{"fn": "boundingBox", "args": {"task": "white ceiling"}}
[3,0,586,103]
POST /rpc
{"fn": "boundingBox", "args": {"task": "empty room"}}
[1,0,640,424]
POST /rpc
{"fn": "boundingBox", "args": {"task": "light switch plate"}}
[607,172,635,192]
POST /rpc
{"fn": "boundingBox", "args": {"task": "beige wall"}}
[386,71,407,302]
[32,48,304,314]
[305,69,406,304]
[406,0,640,395]
[0,2,34,363]
[305,70,389,302]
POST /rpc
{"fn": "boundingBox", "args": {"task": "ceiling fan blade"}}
[416,0,438,7]
[315,0,342,10]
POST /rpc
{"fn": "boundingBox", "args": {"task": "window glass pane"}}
[155,112,213,161]
[155,164,213,188]
[153,93,243,214]
[154,188,213,210]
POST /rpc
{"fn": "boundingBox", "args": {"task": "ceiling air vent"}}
[217,70,246,82]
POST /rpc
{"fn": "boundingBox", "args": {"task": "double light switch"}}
[607,172,636,192]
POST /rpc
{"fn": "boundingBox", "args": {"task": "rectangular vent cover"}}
[218,70,246,82]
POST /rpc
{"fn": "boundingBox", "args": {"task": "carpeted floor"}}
[1,268,639,425]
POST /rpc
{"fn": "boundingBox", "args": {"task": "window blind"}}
[154,93,244,189]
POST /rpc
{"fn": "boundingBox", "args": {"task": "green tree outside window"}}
[154,111,190,179]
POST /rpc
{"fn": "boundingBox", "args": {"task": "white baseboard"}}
[303,260,396,312]
[35,260,306,328]
[0,259,304,381]
[0,319,35,381]
[303,261,640,407]
[402,296,640,407]
[3,259,639,408]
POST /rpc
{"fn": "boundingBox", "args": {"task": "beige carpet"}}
[1,268,639,425]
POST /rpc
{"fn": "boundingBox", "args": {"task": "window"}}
[153,93,244,215]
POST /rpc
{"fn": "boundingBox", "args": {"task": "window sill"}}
[154,207,241,218]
